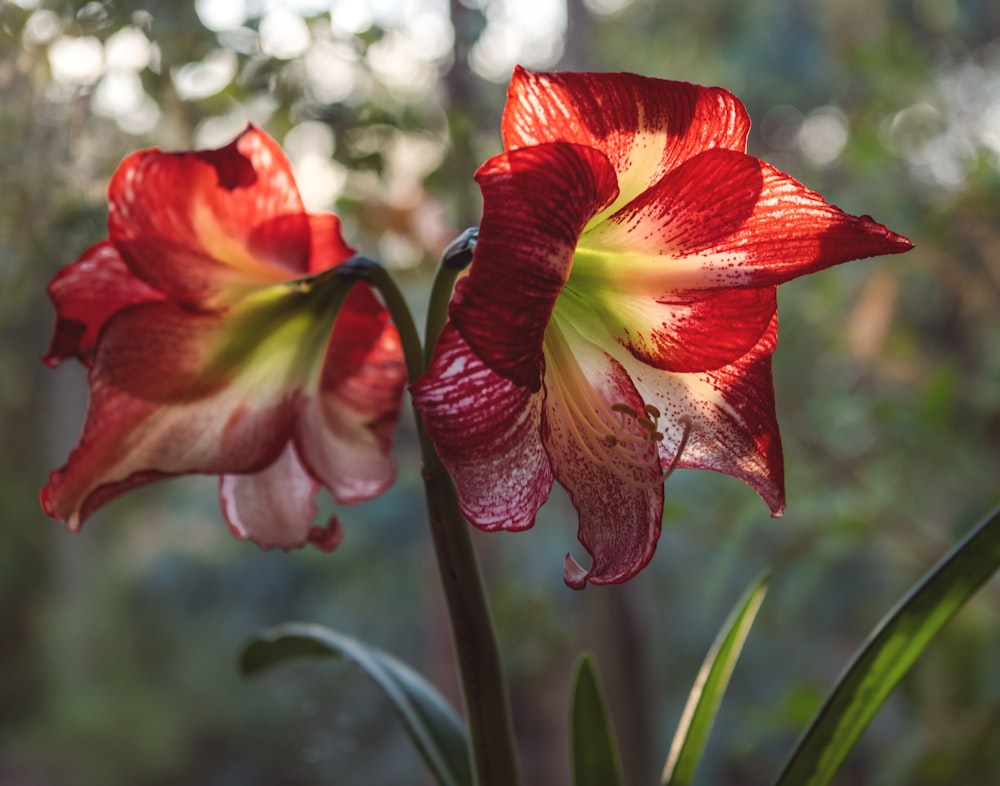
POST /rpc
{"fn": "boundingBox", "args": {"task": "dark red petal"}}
[451,142,619,391]
[107,126,311,306]
[411,323,554,531]
[590,148,913,290]
[220,443,336,551]
[503,67,750,202]
[623,313,785,515]
[44,241,165,368]
[297,289,407,503]
[540,328,663,588]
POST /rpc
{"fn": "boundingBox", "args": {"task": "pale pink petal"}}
[541,320,664,588]
[220,442,342,552]
[502,67,750,216]
[296,293,406,503]
[44,241,165,367]
[412,323,554,531]
[453,141,619,390]
[584,148,913,292]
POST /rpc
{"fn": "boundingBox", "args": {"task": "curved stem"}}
[342,257,425,381]
[425,227,477,363]
[359,247,521,786]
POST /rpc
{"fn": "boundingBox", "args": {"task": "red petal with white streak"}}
[541,323,664,588]
[221,442,342,552]
[563,276,778,374]
[108,126,311,307]
[620,312,785,515]
[452,142,619,390]
[44,241,165,368]
[588,148,913,292]
[296,288,407,503]
[502,67,750,212]
[41,301,300,529]
[411,323,554,532]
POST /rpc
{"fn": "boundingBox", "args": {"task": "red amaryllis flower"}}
[42,126,407,551]
[413,67,913,588]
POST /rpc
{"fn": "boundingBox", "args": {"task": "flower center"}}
[544,320,692,491]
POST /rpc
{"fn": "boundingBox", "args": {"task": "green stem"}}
[359,247,521,786]
[425,227,477,359]
[341,258,425,382]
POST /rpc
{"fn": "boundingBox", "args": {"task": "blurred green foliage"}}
[0,0,997,784]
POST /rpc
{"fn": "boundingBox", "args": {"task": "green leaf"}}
[774,505,1000,786]
[240,622,473,786]
[662,572,769,786]
[570,654,624,786]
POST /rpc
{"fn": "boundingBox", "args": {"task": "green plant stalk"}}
[362,252,521,786]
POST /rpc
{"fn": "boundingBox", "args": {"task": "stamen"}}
[544,322,695,492]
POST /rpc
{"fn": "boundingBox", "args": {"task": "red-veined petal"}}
[452,141,619,390]
[502,66,750,218]
[558,275,778,373]
[541,319,664,588]
[220,442,343,552]
[583,148,913,292]
[618,313,785,514]
[43,241,165,368]
[411,323,554,531]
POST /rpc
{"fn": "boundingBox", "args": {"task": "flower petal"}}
[542,320,664,588]
[412,323,554,531]
[618,312,785,514]
[452,142,619,390]
[583,148,913,292]
[559,273,778,373]
[307,213,356,273]
[502,67,751,217]
[43,241,165,368]
[220,442,343,552]
[108,125,311,307]
[40,297,328,530]
[296,288,407,503]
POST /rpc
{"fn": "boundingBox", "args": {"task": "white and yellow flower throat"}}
[543,314,691,491]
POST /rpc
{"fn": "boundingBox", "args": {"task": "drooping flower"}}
[42,126,407,551]
[412,67,913,588]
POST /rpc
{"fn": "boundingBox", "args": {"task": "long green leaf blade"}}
[570,654,624,786]
[240,622,473,786]
[662,572,769,786]
[774,505,1000,786]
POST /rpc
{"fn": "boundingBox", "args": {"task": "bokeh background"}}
[1,0,998,783]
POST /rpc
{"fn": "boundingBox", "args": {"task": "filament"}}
[544,325,694,492]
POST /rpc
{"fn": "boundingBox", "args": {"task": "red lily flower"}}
[42,126,407,551]
[413,68,913,588]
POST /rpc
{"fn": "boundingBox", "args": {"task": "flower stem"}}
[425,227,477,357]
[361,247,521,786]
